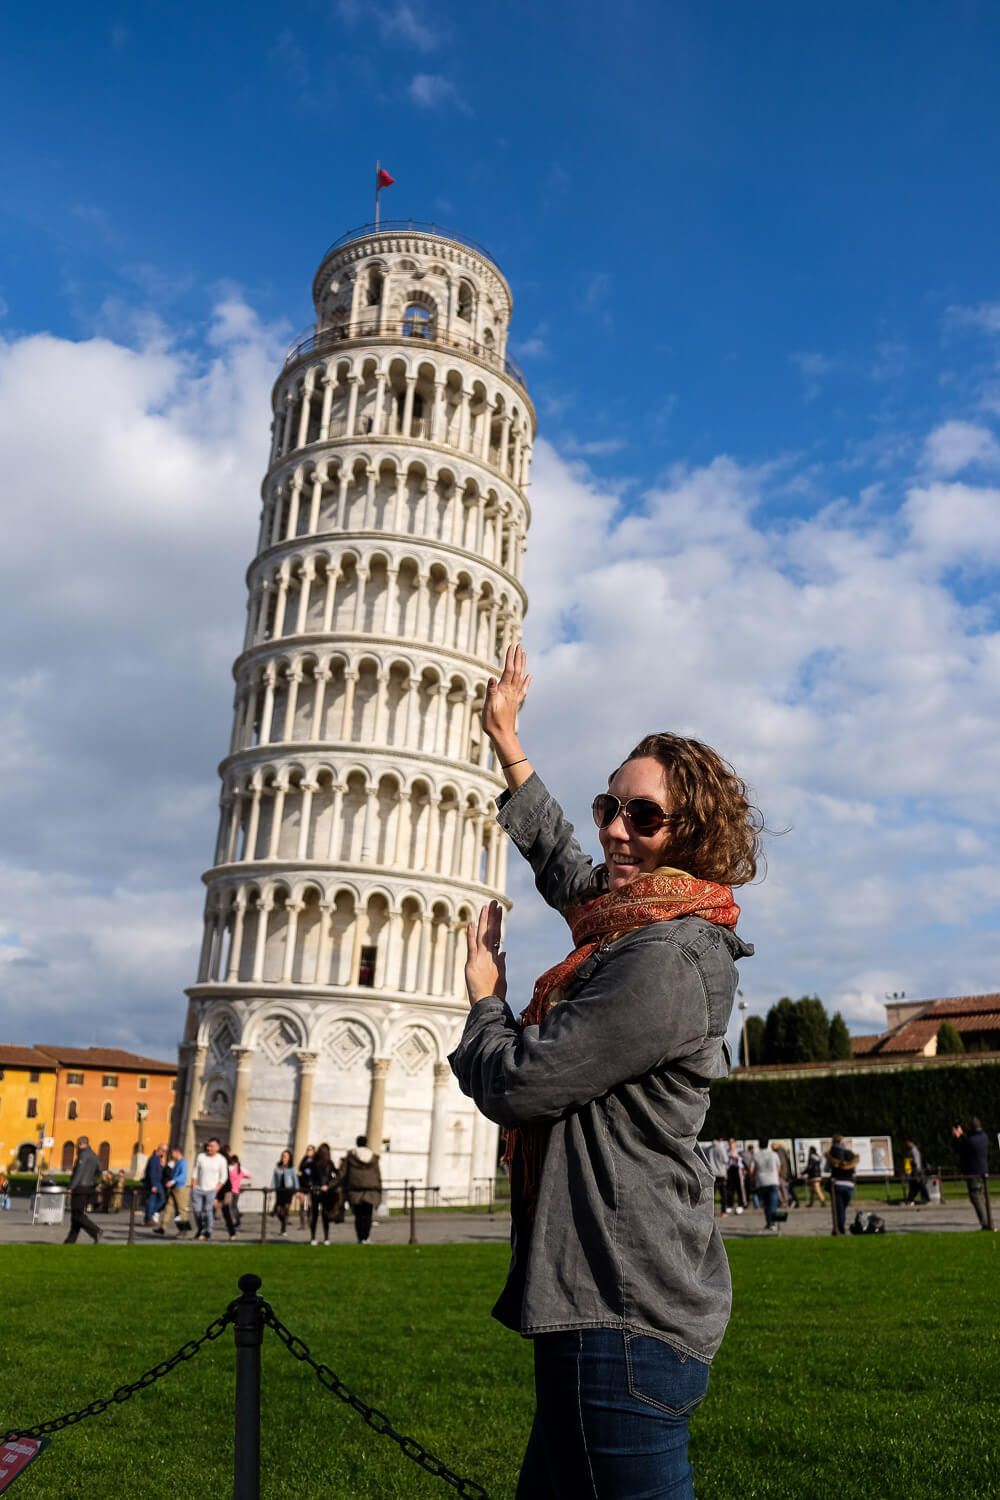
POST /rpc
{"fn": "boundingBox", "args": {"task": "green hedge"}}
[704,1059,1000,1174]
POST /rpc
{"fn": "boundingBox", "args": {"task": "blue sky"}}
[1,2,999,1057]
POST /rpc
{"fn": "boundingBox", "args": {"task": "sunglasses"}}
[591,794,671,838]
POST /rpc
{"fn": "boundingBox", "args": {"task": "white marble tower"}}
[174,222,534,1201]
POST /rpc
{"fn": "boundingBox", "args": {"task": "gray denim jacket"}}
[449,774,752,1362]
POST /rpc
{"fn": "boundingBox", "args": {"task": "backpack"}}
[850,1211,886,1235]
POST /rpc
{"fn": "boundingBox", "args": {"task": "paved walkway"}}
[0,1192,992,1246]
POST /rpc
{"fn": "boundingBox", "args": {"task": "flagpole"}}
[375,160,380,228]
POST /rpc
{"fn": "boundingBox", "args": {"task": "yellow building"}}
[0,1044,177,1174]
[0,1046,58,1172]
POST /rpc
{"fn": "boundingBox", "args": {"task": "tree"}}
[762,995,832,1063]
[740,1014,765,1066]
[794,996,832,1061]
[936,1021,965,1055]
[828,1012,852,1061]
[762,997,797,1063]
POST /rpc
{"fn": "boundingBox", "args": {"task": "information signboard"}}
[0,1437,49,1491]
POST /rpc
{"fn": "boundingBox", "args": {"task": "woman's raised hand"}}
[465,899,507,1006]
[483,644,532,753]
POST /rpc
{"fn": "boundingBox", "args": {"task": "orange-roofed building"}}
[850,993,1000,1061]
[1,1045,178,1173]
[0,1046,58,1172]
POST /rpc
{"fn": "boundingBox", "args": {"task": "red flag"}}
[376,167,395,189]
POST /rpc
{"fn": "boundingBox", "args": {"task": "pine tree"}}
[828,1011,852,1060]
[740,1014,765,1066]
[936,1021,965,1055]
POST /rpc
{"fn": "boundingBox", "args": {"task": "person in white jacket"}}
[754,1143,781,1232]
[191,1137,229,1241]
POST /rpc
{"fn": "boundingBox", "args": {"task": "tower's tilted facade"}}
[174,222,533,1198]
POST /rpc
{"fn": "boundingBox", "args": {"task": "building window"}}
[29,1070,40,1083]
[61,1141,75,1170]
[170,1078,176,1091]
[102,1075,119,1088]
[358,945,377,988]
[402,303,432,339]
[102,1102,113,1122]
[138,1077,148,1091]
[26,1098,38,1118]
[98,1142,111,1169]
[67,1100,78,1121]
[67,1072,84,1086]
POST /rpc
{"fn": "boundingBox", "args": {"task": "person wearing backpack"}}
[826,1134,859,1234]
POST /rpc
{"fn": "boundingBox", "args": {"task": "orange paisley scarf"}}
[503,867,740,1216]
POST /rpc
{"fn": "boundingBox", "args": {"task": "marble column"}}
[292,1051,319,1166]
[426,1061,451,1196]
[180,1042,208,1163]
[366,1058,391,1148]
[227,1047,255,1156]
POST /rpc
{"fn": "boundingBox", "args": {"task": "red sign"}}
[0,1437,49,1491]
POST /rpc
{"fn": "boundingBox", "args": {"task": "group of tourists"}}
[710,1120,994,1235]
[64,1132,383,1243]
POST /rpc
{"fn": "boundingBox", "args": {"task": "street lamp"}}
[738,991,750,1068]
[136,1101,149,1155]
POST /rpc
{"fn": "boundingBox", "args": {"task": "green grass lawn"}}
[2,1237,998,1498]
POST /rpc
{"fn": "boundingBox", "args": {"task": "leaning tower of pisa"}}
[174,222,533,1201]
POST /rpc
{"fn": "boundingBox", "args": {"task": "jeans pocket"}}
[624,1334,710,1417]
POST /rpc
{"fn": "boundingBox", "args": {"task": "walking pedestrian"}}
[953,1119,992,1230]
[271,1149,297,1237]
[338,1136,382,1243]
[143,1143,166,1226]
[805,1146,826,1206]
[450,645,761,1499]
[309,1143,336,1245]
[826,1135,859,1234]
[297,1145,315,1229]
[754,1141,781,1231]
[726,1138,747,1213]
[191,1137,228,1240]
[64,1136,103,1243]
[774,1140,799,1209]
[709,1138,730,1215]
[227,1154,250,1229]
[904,1137,931,1207]
[158,1146,191,1235]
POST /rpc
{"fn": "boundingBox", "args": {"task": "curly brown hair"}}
[622,733,764,886]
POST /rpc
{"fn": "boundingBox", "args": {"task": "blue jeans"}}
[192,1187,216,1238]
[516,1328,710,1498]
[833,1182,854,1233]
[760,1183,779,1228]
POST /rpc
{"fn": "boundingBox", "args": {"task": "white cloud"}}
[922,419,1000,477]
[947,301,1000,335]
[903,479,1000,567]
[408,72,467,111]
[1,308,999,1064]
[337,0,444,51]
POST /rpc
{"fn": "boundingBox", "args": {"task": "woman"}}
[228,1155,250,1228]
[450,645,761,1499]
[726,1138,747,1214]
[215,1150,240,1240]
[805,1145,826,1207]
[297,1145,316,1228]
[271,1149,298,1237]
[309,1142,336,1245]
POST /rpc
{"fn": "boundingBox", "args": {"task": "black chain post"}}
[127,1185,137,1245]
[408,1184,418,1245]
[233,1274,264,1500]
[259,1189,268,1244]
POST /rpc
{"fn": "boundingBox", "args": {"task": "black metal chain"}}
[2,1310,235,1442]
[262,1304,489,1499]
